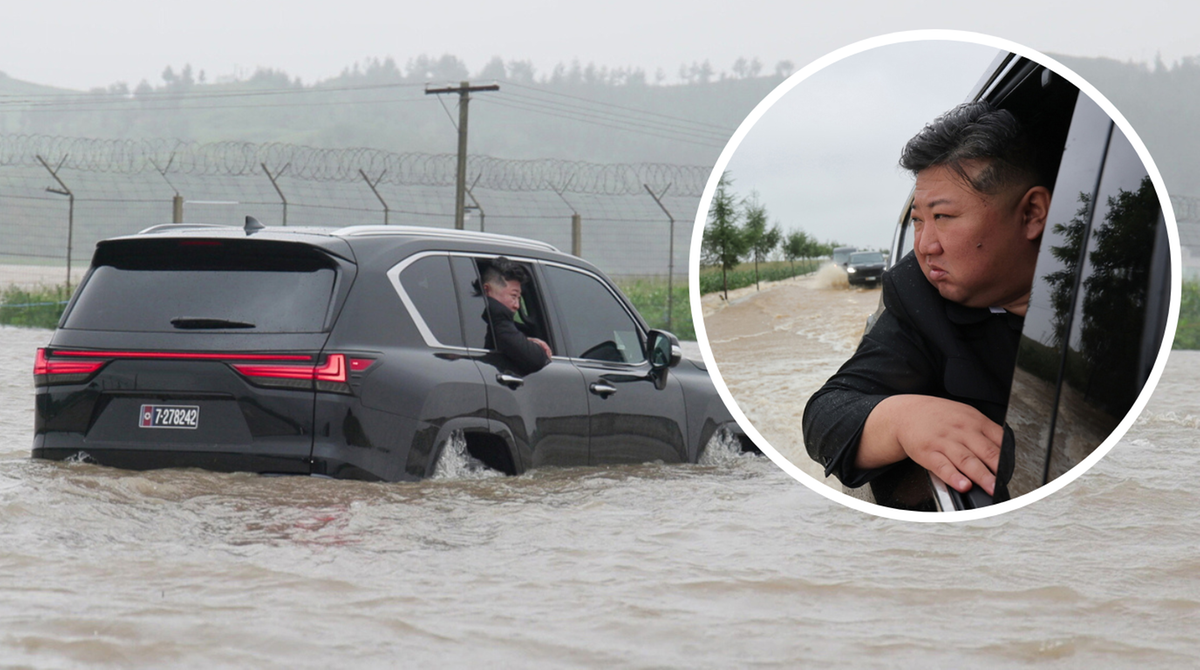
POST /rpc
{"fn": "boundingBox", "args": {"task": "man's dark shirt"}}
[802,252,1023,487]
[483,296,550,375]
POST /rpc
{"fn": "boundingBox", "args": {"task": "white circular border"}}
[689,29,1182,523]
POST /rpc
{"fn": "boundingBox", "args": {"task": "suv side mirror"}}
[646,329,682,390]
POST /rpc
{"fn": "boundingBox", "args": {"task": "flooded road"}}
[3,322,1200,667]
[702,266,881,483]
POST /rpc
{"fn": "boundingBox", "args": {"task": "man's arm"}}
[802,252,1002,492]
[859,394,1002,495]
[486,297,550,373]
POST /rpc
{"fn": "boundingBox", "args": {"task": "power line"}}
[480,98,727,148]
[495,90,730,142]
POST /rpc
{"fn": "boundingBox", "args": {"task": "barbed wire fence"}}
[3,133,1199,305]
[0,135,711,331]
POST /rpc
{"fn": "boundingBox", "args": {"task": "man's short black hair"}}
[481,257,528,288]
[900,101,1040,196]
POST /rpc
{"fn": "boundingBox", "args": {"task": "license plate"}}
[139,404,200,430]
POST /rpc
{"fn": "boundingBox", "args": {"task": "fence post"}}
[548,175,580,257]
[571,213,582,257]
[149,155,183,224]
[465,174,485,232]
[36,155,75,292]
[643,183,675,331]
[262,162,290,226]
[359,169,390,224]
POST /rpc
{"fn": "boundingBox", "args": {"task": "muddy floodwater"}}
[702,265,880,484]
[3,317,1200,667]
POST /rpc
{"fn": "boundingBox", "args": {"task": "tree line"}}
[701,172,842,299]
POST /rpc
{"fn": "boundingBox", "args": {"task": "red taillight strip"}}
[35,348,106,376]
[314,354,347,383]
[53,350,312,362]
[231,354,347,384]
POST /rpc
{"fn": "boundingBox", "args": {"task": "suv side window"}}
[397,254,463,348]
[543,265,645,364]
[449,256,489,350]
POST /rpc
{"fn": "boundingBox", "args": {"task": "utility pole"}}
[36,155,75,291]
[426,81,499,229]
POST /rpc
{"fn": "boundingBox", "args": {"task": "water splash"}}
[698,426,746,466]
[812,263,850,290]
[430,430,504,480]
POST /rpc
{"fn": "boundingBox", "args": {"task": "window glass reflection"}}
[544,266,645,364]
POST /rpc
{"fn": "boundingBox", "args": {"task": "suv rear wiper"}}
[170,317,256,330]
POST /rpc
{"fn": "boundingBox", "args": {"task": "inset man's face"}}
[484,278,522,313]
[910,162,1047,314]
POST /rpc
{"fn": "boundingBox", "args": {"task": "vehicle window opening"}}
[473,257,552,346]
[542,265,646,365]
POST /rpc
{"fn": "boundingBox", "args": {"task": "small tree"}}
[742,194,780,290]
[784,229,815,273]
[701,172,747,300]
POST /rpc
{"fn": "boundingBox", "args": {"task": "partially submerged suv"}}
[33,223,751,481]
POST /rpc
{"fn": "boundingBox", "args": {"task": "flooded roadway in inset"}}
[701,265,881,484]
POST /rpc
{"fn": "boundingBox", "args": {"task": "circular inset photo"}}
[690,31,1179,520]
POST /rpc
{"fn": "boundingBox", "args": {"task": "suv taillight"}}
[231,354,372,394]
[34,348,108,386]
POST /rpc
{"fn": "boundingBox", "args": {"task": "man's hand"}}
[857,395,1003,495]
[529,337,552,359]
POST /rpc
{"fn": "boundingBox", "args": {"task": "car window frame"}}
[388,250,559,354]
[536,260,649,367]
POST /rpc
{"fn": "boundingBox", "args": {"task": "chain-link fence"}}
[0,135,709,295]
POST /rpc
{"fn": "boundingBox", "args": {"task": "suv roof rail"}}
[138,223,230,234]
[331,225,560,252]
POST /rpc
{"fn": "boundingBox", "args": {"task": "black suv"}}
[845,251,886,287]
[33,223,750,481]
[866,53,1172,512]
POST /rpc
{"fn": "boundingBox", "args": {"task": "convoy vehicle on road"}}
[33,223,753,481]
[845,251,887,287]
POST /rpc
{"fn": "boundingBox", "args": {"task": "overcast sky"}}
[2,0,1197,92]
[725,40,1001,248]
[2,1,1194,249]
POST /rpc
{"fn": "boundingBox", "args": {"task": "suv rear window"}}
[63,239,339,333]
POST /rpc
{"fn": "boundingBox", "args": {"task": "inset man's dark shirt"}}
[484,296,550,375]
[802,252,1023,487]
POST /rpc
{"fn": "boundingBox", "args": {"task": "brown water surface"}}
[3,323,1199,667]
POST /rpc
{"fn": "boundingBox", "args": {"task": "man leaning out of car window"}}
[481,257,553,374]
[803,101,1052,501]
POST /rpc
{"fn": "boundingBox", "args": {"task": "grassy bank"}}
[0,285,70,329]
[618,278,694,341]
[698,259,822,296]
[1174,280,1200,349]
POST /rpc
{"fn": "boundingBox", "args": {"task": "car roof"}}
[133,223,560,253]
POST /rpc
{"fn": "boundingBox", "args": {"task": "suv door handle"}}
[589,381,617,397]
[496,373,524,388]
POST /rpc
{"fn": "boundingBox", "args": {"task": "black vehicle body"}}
[33,224,750,481]
[845,251,886,287]
[865,53,1172,511]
